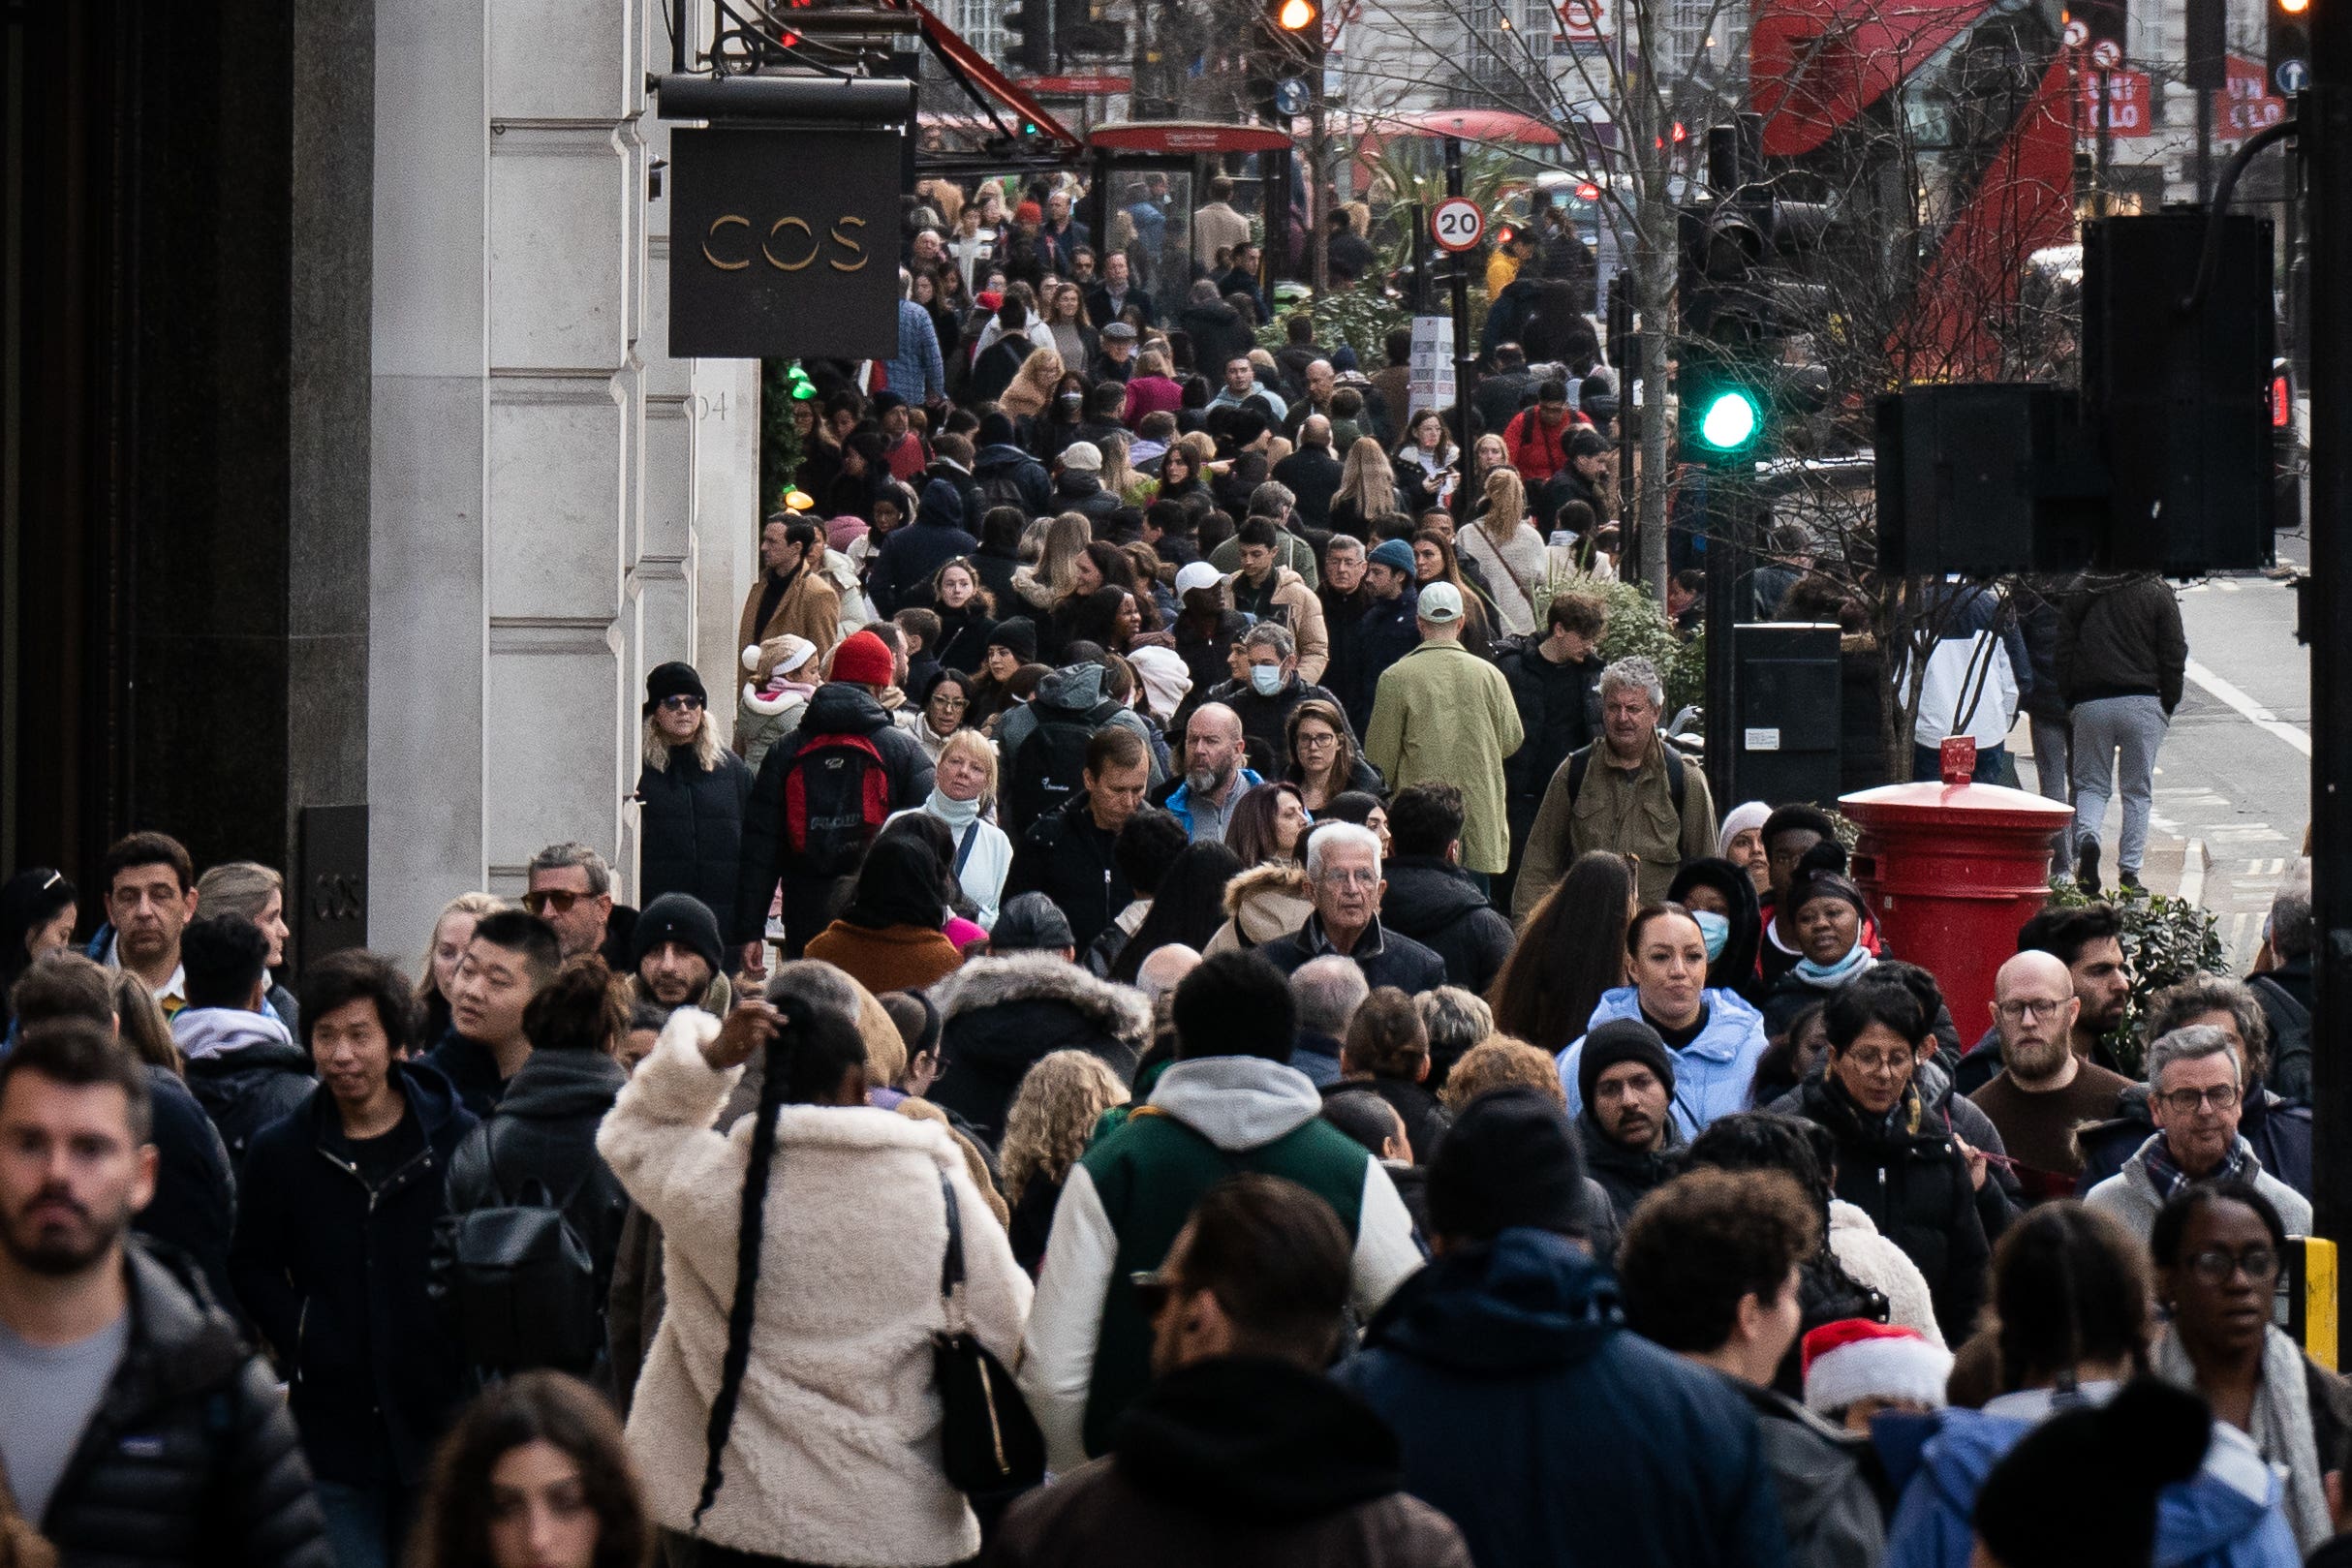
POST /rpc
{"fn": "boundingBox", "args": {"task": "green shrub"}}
[2041,876,2228,1077]
[1253,287,1415,367]
[1532,570,1704,717]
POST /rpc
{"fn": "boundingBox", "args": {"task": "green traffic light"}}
[1698,386,1760,450]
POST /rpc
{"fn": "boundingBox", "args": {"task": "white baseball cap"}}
[1174,562,1225,596]
[1416,581,1464,624]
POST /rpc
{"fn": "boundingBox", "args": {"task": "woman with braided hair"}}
[595,968,1031,1566]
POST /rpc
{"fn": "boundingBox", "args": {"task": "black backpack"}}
[779,729,891,878]
[1006,700,1122,834]
[434,1128,603,1373]
[976,462,1034,516]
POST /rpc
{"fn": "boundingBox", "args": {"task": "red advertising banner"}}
[2215,53,2288,138]
[2078,67,2154,137]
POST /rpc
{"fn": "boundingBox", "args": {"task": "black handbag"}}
[930,1171,1047,1493]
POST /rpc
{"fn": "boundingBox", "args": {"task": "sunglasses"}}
[522,888,590,916]
[659,694,704,712]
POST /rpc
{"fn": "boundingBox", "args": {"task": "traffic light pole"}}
[2306,51,2352,1238]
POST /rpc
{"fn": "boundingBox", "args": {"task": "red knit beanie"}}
[830,630,894,689]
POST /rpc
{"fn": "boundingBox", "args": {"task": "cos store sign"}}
[668,126,903,360]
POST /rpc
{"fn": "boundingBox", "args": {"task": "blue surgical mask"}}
[1251,665,1284,696]
[1691,908,1731,962]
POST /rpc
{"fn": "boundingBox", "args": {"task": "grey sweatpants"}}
[2071,693,2168,876]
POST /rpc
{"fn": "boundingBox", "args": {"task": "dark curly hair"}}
[1618,1168,1818,1353]
[412,1370,651,1568]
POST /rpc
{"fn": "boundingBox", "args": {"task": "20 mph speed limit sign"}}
[1431,198,1486,254]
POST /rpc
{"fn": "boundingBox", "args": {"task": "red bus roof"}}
[1087,121,1296,153]
[1352,108,1565,145]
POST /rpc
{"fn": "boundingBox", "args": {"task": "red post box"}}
[1839,780,2077,1047]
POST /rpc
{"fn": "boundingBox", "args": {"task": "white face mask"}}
[1251,665,1284,696]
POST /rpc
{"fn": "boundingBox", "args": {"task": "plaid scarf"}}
[2140,1131,2252,1202]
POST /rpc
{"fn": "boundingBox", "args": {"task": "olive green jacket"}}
[1362,638,1525,874]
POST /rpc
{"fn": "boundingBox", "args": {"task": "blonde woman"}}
[998,343,1065,420]
[1459,466,1550,636]
[1009,509,1092,615]
[1327,435,1403,539]
[999,1050,1130,1274]
[416,891,508,1051]
[634,661,755,949]
[195,861,296,1029]
[884,727,1013,931]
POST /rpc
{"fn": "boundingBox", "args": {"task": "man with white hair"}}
[1257,823,1447,994]
[1363,581,1525,887]
[2083,1025,2311,1242]
[1290,954,1372,1085]
[1515,655,1718,913]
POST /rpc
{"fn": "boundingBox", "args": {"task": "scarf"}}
[2141,1132,2253,1203]
[1795,943,1876,988]
[926,787,982,830]
[2153,1325,2333,1551]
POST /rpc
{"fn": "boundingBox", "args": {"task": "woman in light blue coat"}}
[1557,903,1770,1137]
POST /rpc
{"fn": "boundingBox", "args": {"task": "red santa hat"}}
[1801,1319,1953,1417]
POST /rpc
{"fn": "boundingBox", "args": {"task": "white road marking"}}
[2179,840,2207,907]
[2183,659,2313,758]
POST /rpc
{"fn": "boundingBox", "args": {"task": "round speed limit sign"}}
[1431,197,1486,254]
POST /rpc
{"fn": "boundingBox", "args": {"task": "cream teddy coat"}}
[598,1008,1033,1564]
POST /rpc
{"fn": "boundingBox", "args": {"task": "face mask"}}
[1251,665,1284,696]
[1059,393,1083,413]
[1691,908,1730,962]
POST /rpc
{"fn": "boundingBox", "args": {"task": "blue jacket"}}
[1558,987,1770,1136]
[868,479,978,617]
[1333,1228,1789,1568]
[974,443,1054,517]
[1156,767,1265,836]
[882,297,945,404]
[228,1061,479,1488]
[1880,1390,2300,1568]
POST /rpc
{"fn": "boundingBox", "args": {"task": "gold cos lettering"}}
[763,216,819,272]
[828,216,869,272]
[702,214,752,271]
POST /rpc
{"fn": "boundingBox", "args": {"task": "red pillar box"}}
[1839,779,2078,1044]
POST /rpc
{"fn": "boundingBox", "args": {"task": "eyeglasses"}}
[659,694,704,712]
[1996,998,2071,1022]
[2158,1085,2241,1116]
[930,694,969,711]
[523,889,586,916]
[1841,1050,1912,1078]
[2185,1245,2278,1286]
[1294,731,1337,750]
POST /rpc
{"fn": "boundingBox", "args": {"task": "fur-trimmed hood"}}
[932,952,1151,1049]
[928,953,1151,1144]
[1205,861,1314,950]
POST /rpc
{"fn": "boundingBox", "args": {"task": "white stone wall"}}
[370,0,758,956]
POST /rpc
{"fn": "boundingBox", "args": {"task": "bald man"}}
[1965,950,2137,1199]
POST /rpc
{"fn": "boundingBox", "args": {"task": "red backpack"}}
[780,730,891,877]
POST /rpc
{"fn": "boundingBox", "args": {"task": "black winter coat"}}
[1001,798,1136,962]
[1785,1076,1990,1346]
[635,745,754,938]
[1318,583,1373,715]
[36,1244,333,1568]
[183,1035,317,1170]
[229,1062,480,1487]
[1171,610,1253,736]
[1377,858,1515,995]
[137,1066,240,1322]
[1258,914,1449,997]
[1351,588,1421,734]
[930,952,1152,1145]
[440,1048,633,1371]
[1324,1076,1452,1166]
[932,600,998,674]
[730,682,936,945]
[1495,636,1603,842]
[1577,1105,1683,1235]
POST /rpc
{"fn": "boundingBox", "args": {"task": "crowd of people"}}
[0,158,2328,1568]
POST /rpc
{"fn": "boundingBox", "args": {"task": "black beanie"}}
[1427,1087,1588,1243]
[1973,1379,2209,1568]
[643,660,708,717]
[1577,1018,1677,1111]
[988,617,1039,664]
[632,892,724,975]
[978,411,1018,447]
